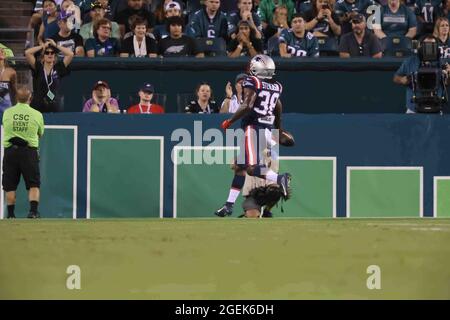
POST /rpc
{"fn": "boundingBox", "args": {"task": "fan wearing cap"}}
[25,38,74,113]
[80,1,120,42]
[227,20,263,58]
[334,0,375,35]
[338,14,382,58]
[81,0,113,23]
[279,13,319,58]
[153,1,183,40]
[82,80,120,113]
[51,11,85,57]
[220,73,246,113]
[127,83,165,114]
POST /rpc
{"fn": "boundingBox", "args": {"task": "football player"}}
[215,54,292,217]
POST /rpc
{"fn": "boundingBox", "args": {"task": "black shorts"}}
[2,146,40,191]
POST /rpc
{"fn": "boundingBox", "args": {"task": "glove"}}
[221,119,232,130]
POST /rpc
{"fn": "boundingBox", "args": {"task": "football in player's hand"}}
[279,129,295,147]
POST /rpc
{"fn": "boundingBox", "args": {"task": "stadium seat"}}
[317,37,339,56]
[267,35,280,57]
[195,37,227,57]
[176,93,195,113]
[382,36,413,57]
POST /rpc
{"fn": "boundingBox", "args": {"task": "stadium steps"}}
[0,0,34,57]
[0,1,33,10]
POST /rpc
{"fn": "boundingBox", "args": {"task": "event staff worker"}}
[2,86,45,219]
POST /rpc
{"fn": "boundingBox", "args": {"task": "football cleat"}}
[278,173,292,200]
[214,203,233,217]
[261,208,273,218]
[27,211,40,219]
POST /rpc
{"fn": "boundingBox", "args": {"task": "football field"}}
[0,218,449,300]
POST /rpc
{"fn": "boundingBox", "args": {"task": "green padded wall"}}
[1,126,76,218]
[347,168,422,218]
[88,137,163,218]
[175,151,335,218]
[435,178,450,218]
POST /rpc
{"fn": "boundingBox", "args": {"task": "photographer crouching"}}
[394,34,450,114]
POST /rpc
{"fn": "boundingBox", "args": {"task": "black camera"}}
[411,38,448,113]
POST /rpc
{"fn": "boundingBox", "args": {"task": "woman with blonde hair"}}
[433,17,450,58]
[0,47,17,112]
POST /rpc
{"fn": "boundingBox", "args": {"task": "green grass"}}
[1,219,450,299]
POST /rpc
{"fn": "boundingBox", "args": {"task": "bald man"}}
[2,86,44,219]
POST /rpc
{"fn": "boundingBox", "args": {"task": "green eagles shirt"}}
[2,102,45,148]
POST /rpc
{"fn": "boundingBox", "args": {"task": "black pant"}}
[2,146,40,191]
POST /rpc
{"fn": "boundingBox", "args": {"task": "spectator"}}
[304,0,342,38]
[187,0,228,40]
[220,73,246,113]
[25,39,74,113]
[185,82,219,113]
[334,0,375,35]
[279,13,320,57]
[85,18,121,57]
[0,43,14,60]
[228,20,263,57]
[258,0,295,31]
[51,11,85,57]
[60,0,82,32]
[373,0,417,39]
[120,17,158,58]
[414,0,441,36]
[82,0,114,22]
[439,0,450,21]
[116,0,156,38]
[339,13,383,57]
[127,83,165,113]
[83,80,120,113]
[158,16,204,57]
[227,0,263,40]
[0,47,17,112]
[153,1,183,40]
[263,4,290,40]
[154,0,183,25]
[80,1,121,42]
[37,0,60,45]
[296,0,313,14]
[433,17,450,58]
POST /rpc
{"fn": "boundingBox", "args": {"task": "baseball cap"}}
[90,1,103,10]
[351,13,365,24]
[235,73,247,83]
[93,80,110,90]
[165,1,181,12]
[140,83,154,93]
